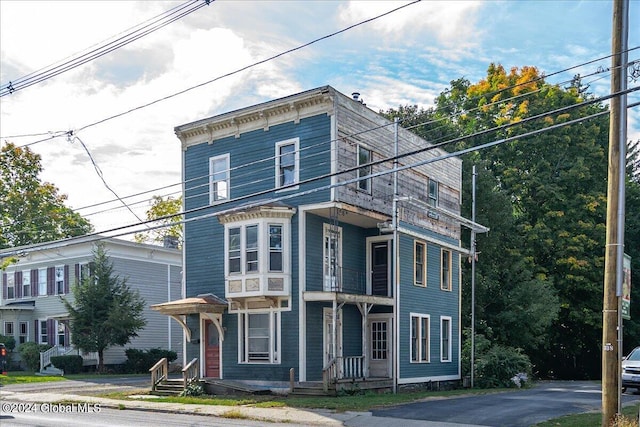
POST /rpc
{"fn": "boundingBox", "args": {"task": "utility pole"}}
[470,165,477,389]
[602,0,628,425]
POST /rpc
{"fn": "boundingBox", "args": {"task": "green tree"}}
[441,64,611,378]
[0,142,93,249]
[133,195,182,247]
[61,243,146,372]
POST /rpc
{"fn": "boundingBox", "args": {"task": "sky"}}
[1,0,639,239]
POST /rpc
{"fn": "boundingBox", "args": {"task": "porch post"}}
[361,303,369,377]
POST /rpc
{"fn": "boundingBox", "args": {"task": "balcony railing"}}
[324,266,366,294]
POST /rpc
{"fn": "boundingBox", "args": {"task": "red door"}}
[204,320,220,378]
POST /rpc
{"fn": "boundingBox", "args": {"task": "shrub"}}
[474,345,531,389]
[180,382,205,396]
[124,348,178,373]
[0,334,16,352]
[50,355,83,374]
[18,342,52,372]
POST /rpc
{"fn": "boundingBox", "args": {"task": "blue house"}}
[154,86,486,392]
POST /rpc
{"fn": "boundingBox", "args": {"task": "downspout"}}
[393,117,399,393]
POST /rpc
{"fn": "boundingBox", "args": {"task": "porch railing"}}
[40,346,99,372]
[326,267,366,294]
[182,358,199,389]
[149,357,168,392]
[322,355,366,391]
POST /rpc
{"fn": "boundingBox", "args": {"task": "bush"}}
[474,345,531,389]
[124,348,178,373]
[18,342,52,372]
[0,334,16,352]
[50,355,83,374]
[180,382,205,397]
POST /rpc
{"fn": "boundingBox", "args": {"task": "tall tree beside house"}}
[0,142,93,250]
[61,243,146,372]
[133,195,183,248]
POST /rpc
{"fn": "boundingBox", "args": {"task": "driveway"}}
[372,381,640,427]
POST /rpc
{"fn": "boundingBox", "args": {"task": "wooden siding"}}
[333,92,461,240]
[397,233,460,379]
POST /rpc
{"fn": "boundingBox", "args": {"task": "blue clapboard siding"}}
[397,231,460,380]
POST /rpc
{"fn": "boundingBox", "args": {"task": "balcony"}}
[304,266,394,307]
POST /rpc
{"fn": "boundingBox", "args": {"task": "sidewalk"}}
[0,387,485,427]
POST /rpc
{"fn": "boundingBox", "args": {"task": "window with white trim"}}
[275,138,299,189]
[39,320,48,344]
[441,249,452,291]
[6,273,15,299]
[57,321,65,346]
[323,224,342,291]
[19,321,28,344]
[239,311,280,364]
[4,321,14,337]
[414,241,426,287]
[22,270,31,297]
[38,268,46,296]
[209,154,230,203]
[269,225,283,272]
[441,316,452,362]
[428,179,439,207]
[410,313,429,363]
[246,225,258,273]
[55,266,65,295]
[357,144,372,193]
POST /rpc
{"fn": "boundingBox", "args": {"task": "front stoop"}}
[150,379,184,396]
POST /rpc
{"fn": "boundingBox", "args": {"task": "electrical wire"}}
[0,0,211,97]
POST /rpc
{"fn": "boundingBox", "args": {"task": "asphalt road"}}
[372,381,640,427]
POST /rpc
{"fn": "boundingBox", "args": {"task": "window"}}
[410,314,429,363]
[4,321,14,337]
[275,138,299,189]
[441,317,452,362]
[38,268,47,296]
[357,145,372,193]
[57,321,65,346]
[39,320,48,344]
[6,273,15,299]
[79,263,93,283]
[441,249,452,291]
[19,322,28,344]
[228,227,241,274]
[428,179,439,207]
[239,312,280,363]
[414,241,426,287]
[323,224,342,291]
[55,266,65,295]
[22,270,31,297]
[209,154,230,203]
[245,225,258,272]
[269,225,283,272]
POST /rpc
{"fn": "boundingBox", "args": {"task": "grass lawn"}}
[0,371,67,385]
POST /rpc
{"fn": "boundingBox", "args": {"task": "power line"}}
[0,0,211,97]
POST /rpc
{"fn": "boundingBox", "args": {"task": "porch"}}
[39,345,98,375]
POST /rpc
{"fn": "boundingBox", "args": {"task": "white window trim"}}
[238,310,281,364]
[410,313,430,363]
[429,179,439,207]
[322,223,342,292]
[414,241,426,287]
[38,268,47,297]
[55,265,65,295]
[19,321,29,344]
[4,321,14,337]
[441,316,452,363]
[209,154,230,204]
[225,219,290,277]
[39,319,48,345]
[441,249,452,291]
[6,272,15,300]
[275,138,300,191]
[357,144,372,194]
[22,270,31,298]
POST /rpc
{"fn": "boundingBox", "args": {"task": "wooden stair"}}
[151,378,184,396]
[289,382,337,397]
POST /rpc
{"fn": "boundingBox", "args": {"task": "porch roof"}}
[303,291,394,306]
[0,301,35,311]
[150,293,228,316]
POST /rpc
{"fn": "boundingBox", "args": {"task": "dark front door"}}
[371,242,389,296]
[204,320,220,378]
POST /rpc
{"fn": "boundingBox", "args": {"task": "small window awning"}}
[150,293,228,316]
[150,294,228,342]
